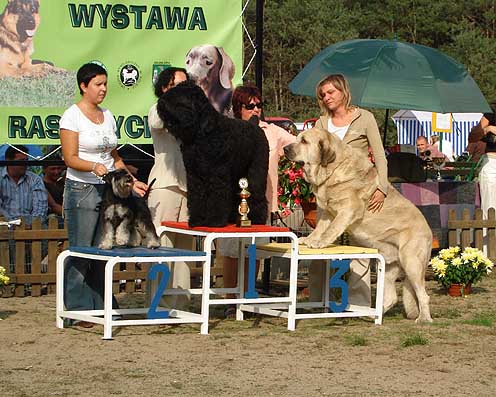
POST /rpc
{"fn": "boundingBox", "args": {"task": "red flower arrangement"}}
[277,157,314,216]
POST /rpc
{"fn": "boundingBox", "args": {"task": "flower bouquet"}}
[430,246,493,295]
[277,157,314,217]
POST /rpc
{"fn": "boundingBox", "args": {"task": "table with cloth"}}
[392,181,480,248]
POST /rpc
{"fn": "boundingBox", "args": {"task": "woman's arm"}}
[111,149,148,196]
[365,113,388,196]
[468,116,489,143]
[363,113,388,213]
[60,128,108,177]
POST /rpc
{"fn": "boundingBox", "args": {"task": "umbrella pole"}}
[383,109,389,144]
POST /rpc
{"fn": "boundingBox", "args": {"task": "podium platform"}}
[256,243,386,325]
[56,246,208,339]
[159,222,300,332]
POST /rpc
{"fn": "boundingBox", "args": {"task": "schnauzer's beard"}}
[111,174,134,199]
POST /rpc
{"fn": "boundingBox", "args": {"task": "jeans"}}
[63,179,117,311]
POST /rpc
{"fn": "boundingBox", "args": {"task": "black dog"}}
[157,80,269,227]
[97,169,160,249]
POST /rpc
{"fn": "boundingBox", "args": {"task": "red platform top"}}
[161,221,289,233]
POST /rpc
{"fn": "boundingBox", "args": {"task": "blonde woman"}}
[310,74,388,307]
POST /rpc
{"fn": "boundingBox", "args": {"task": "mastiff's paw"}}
[302,238,322,248]
[298,236,308,245]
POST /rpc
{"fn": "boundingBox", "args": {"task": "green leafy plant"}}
[430,246,493,288]
[277,157,314,215]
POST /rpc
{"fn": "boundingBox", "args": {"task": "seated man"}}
[42,158,65,217]
[0,145,48,226]
[416,135,447,161]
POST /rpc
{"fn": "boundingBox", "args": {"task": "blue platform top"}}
[68,246,206,257]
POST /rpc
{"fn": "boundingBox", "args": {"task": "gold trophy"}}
[236,178,251,227]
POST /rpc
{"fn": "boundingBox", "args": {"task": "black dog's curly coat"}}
[157,80,269,227]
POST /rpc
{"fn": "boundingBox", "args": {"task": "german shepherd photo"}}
[0,0,64,78]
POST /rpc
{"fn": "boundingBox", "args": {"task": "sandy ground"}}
[1,276,496,396]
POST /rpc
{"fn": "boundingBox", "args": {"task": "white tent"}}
[392,110,482,157]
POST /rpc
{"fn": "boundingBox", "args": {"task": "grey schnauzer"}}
[97,169,161,250]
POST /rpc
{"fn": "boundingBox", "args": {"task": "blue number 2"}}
[147,264,170,319]
[329,259,350,313]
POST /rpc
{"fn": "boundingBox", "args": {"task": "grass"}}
[0,70,75,108]
[434,307,462,319]
[401,333,429,347]
[345,334,367,346]
[462,311,496,327]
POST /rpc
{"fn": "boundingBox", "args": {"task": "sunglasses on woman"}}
[243,102,263,110]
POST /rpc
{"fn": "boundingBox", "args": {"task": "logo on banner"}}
[118,63,141,88]
[152,63,171,86]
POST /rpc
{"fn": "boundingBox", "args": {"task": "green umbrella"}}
[289,39,492,114]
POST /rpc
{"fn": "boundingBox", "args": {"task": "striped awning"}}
[393,110,482,157]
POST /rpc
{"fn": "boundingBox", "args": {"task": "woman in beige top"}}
[310,74,388,307]
[147,67,192,309]
[314,74,388,210]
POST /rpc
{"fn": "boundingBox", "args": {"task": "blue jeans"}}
[63,179,117,311]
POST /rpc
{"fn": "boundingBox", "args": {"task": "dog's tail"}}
[143,178,156,200]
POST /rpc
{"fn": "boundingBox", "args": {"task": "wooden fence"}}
[3,208,494,298]
[447,207,496,262]
[0,216,151,297]
[0,217,223,298]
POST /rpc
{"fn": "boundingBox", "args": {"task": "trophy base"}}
[236,218,252,228]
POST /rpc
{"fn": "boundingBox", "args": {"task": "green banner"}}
[0,0,242,144]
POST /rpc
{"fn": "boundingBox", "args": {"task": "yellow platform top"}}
[257,242,378,255]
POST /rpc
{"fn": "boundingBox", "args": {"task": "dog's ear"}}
[157,82,211,144]
[319,136,336,166]
[216,47,235,89]
[102,173,112,184]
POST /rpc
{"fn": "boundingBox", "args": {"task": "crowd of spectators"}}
[0,145,66,227]
[0,143,154,230]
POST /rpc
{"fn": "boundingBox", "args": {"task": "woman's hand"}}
[92,162,108,177]
[484,125,496,135]
[132,180,148,197]
[368,189,386,213]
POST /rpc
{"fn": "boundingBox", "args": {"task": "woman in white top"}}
[146,67,193,310]
[60,62,148,325]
